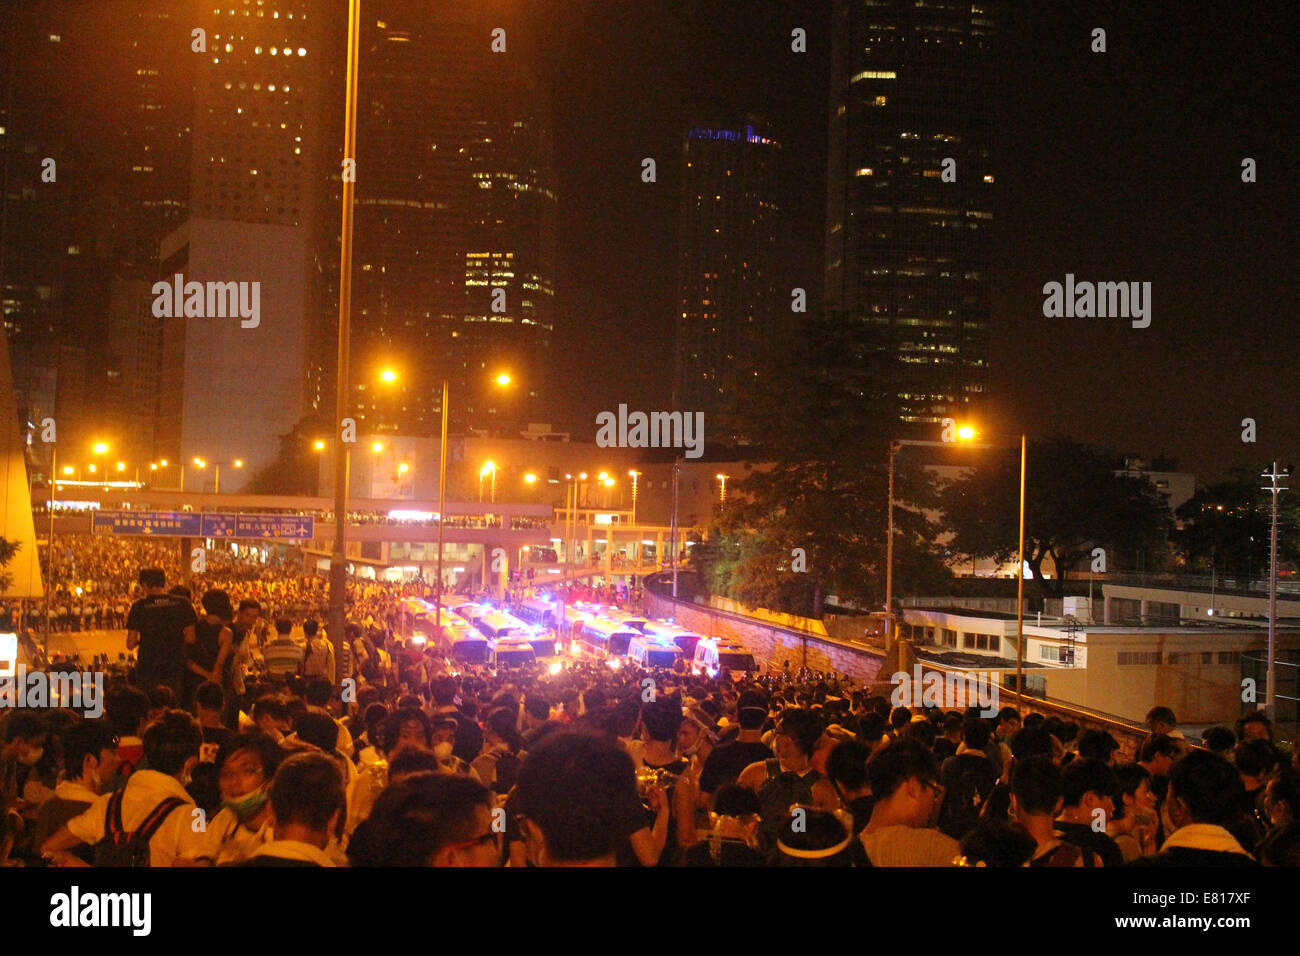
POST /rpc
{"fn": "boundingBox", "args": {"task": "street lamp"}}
[378,368,511,624]
[628,470,641,526]
[192,456,244,494]
[884,426,1026,710]
[716,473,728,505]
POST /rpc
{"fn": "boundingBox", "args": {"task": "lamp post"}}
[716,473,728,506]
[628,470,640,526]
[377,370,510,636]
[192,460,244,496]
[1261,462,1289,721]
[328,0,363,689]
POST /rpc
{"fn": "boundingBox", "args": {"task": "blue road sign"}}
[92,511,203,536]
[92,511,314,540]
[234,514,315,540]
[200,513,237,537]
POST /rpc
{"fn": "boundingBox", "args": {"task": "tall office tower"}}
[459,104,556,432]
[327,1,555,441]
[161,0,330,488]
[825,0,996,431]
[0,2,193,472]
[673,119,781,431]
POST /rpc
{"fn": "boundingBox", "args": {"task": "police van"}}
[641,620,705,659]
[489,637,537,669]
[691,637,757,678]
[440,623,489,664]
[627,635,684,670]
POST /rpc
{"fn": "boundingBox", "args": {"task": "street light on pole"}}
[328,0,363,689]
[1261,462,1290,721]
[716,473,728,506]
[884,428,995,657]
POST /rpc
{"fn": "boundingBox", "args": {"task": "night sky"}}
[520,0,1298,482]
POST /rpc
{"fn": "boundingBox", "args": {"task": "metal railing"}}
[1105,571,1300,596]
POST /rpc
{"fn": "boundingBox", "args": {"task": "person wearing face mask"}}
[1,713,49,863]
[32,722,121,860]
[184,732,283,866]
[43,710,206,867]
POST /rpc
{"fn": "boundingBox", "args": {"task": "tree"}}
[942,435,1172,598]
[0,537,19,594]
[691,309,952,615]
[1173,472,1300,576]
[246,411,333,495]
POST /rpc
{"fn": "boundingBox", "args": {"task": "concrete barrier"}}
[645,590,887,683]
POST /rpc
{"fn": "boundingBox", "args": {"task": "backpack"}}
[303,638,330,679]
[93,790,187,867]
[756,759,822,851]
[937,757,996,840]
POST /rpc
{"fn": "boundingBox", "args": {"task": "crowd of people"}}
[4,611,1296,866]
[1,544,1297,867]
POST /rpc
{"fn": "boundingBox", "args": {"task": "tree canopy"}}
[942,435,1173,598]
[690,310,952,616]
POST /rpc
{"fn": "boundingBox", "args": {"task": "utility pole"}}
[328,0,362,688]
[670,457,681,599]
[1261,462,1289,720]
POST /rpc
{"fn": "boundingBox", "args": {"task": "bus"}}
[475,611,557,658]
[601,609,650,633]
[454,602,491,626]
[577,618,639,660]
[640,620,705,658]
[514,597,560,630]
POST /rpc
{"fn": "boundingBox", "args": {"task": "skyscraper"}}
[673,119,780,429]
[160,0,329,487]
[825,0,996,430]
[0,1,193,473]
[325,1,556,440]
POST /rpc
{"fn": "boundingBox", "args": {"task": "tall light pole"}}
[1261,462,1289,720]
[329,0,363,688]
[716,473,728,506]
[884,428,986,653]
[628,470,640,526]
[45,444,56,647]
[670,457,682,598]
[435,378,449,635]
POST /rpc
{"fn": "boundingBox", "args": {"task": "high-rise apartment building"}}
[673,120,781,429]
[825,0,996,429]
[331,1,555,440]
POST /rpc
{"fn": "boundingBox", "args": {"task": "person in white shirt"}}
[238,752,345,867]
[186,732,283,866]
[42,710,206,867]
